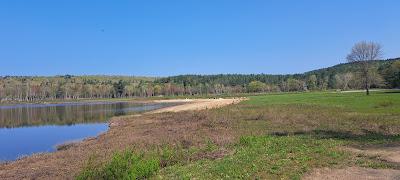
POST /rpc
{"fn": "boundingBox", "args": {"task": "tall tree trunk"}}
[365,73,370,96]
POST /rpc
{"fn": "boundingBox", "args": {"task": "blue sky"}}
[1,0,399,76]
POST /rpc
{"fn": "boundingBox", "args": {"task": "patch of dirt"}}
[345,145,400,164]
[0,98,244,180]
[304,167,400,180]
[305,145,400,180]
[191,148,232,161]
[149,98,246,113]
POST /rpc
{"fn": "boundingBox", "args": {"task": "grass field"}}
[77,90,400,179]
[247,91,400,114]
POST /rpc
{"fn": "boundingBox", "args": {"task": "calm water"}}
[0,101,173,162]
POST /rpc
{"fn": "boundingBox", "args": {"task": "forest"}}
[1,58,399,102]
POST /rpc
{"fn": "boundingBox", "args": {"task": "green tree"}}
[248,81,266,93]
[153,85,162,96]
[287,78,304,92]
[307,75,317,90]
[383,61,400,88]
[113,80,126,98]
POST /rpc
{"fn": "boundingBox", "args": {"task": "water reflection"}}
[0,102,169,128]
[0,101,173,161]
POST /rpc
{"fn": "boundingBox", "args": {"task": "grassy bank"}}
[77,90,400,179]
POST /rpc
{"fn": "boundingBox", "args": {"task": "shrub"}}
[76,151,160,180]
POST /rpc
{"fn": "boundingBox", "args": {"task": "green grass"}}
[157,135,348,180]
[245,91,400,114]
[76,143,221,180]
[241,91,400,144]
[77,150,160,180]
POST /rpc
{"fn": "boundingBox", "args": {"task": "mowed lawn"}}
[79,91,400,180]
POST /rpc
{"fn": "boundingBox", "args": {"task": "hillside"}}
[157,57,400,90]
[305,57,400,78]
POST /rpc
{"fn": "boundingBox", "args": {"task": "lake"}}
[0,101,173,162]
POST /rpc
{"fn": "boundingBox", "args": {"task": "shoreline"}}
[0,100,187,163]
[0,98,246,179]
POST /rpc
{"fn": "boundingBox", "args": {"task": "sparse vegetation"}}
[77,143,222,180]
[77,150,160,180]
[158,136,349,180]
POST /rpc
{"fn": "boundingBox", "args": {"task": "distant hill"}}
[305,57,400,77]
[156,58,400,88]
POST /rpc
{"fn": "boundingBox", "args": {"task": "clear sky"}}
[1,0,399,76]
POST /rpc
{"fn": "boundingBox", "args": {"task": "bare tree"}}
[342,72,353,90]
[335,73,354,90]
[346,41,383,95]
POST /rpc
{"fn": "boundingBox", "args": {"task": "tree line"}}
[1,58,399,102]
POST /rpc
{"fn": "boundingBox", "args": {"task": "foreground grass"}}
[77,151,159,180]
[78,136,349,180]
[77,142,220,180]
[158,136,348,180]
[77,90,400,179]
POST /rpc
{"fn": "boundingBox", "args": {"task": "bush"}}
[76,151,160,180]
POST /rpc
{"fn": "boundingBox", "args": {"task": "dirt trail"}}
[0,98,245,180]
[149,98,245,113]
[305,145,400,180]
[346,145,400,164]
[304,167,400,180]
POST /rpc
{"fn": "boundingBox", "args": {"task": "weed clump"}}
[77,141,221,180]
[76,151,159,180]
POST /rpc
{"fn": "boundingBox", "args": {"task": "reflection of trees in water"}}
[0,103,141,128]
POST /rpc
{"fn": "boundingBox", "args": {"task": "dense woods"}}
[1,58,399,102]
